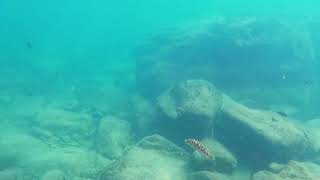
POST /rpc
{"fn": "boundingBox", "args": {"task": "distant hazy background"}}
[0,0,318,66]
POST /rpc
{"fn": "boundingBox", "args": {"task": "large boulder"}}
[156,79,223,142]
[252,160,320,180]
[157,79,222,120]
[215,94,317,167]
[96,116,135,159]
[135,17,316,98]
[99,134,190,180]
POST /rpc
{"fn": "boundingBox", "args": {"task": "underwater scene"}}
[1,0,320,180]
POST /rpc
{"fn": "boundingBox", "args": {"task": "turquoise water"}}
[1,1,320,179]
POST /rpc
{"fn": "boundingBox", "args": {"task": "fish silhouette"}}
[276,111,288,117]
[26,41,32,49]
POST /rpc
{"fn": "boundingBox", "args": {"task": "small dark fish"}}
[185,138,214,160]
[276,111,287,117]
[26,41,32,49]
[303,80,313,87]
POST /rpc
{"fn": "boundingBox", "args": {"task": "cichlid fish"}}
[185,138,214,160]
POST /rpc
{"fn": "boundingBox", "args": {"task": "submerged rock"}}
[32,107,95,147]
[0,133,50,169]
[157,79,222,119]
[302,119,320,165]
[191,138,237,173]
[252,160,320,180]
[0,132,110,179]
[99,134,190,180]
[156,79,317,168]
[71,177,93,180]
[135,17,315,98]
[40,169,66,180]
[97,116,135,159]
[33,147,110,179]
[215,94,317,167]
[0,168,23,180]
[188,171,230,180]
[302,118,320,151]
[130,95,157,137]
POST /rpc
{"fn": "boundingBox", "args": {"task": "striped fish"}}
[185,138,214,160]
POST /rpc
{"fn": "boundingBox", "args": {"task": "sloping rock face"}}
[130,95,158,137]
[157,79,222,119]
[302,119,320,150]
[31,107,95,147]
[135,17,315,98]
[97,116,134,159]
[99,134,190,180]
[156,79,318,168]
[215,94,317,167]
[252,160,320,180]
